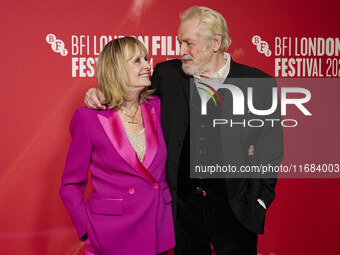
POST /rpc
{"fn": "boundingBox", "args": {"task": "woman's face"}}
[126,47,151,90]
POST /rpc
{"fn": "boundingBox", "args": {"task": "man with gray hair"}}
[85,6,283,255]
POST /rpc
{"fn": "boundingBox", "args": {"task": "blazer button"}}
[177,141,182,147]
[129,188,135,195]
[153,183,159,189]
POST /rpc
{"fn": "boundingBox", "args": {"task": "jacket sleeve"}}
[59,108,92,241]
[255,78,284,209]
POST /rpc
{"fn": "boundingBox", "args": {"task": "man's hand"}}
[84,88,106,109]
[248,145,254,156]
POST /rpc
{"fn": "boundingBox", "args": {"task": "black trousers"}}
[174,194,257,255]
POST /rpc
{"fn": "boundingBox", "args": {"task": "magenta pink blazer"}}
[60,96,175,254]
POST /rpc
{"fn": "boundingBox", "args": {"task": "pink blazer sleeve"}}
[59,108,91,240]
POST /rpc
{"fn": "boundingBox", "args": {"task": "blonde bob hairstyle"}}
[96,36,153,109]
[180,6,231,51]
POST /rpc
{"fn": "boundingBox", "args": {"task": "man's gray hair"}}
[180,6,231,51]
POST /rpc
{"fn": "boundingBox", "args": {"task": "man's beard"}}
[181,55,211,76]
[181,61,200,76]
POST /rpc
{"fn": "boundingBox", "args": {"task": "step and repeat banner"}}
[1,0,339,254]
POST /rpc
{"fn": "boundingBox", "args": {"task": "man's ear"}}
[212,35,222,52]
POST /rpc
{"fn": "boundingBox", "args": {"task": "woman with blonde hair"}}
[60,36,175,255]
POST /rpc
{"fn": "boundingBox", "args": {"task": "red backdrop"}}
[1,0,339,254]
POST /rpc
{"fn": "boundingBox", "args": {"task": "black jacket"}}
[151,58,283,234]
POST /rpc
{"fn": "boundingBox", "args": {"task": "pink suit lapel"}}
[140,101,158,170]
[97,102,158,183]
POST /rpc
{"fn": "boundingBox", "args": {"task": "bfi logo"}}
[252,35,272,57]
[46,34,68,56]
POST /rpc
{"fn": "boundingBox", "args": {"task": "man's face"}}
[177,18,213,76]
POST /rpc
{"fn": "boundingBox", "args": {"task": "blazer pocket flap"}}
[162,186,172,204]
[89,198,123,215]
